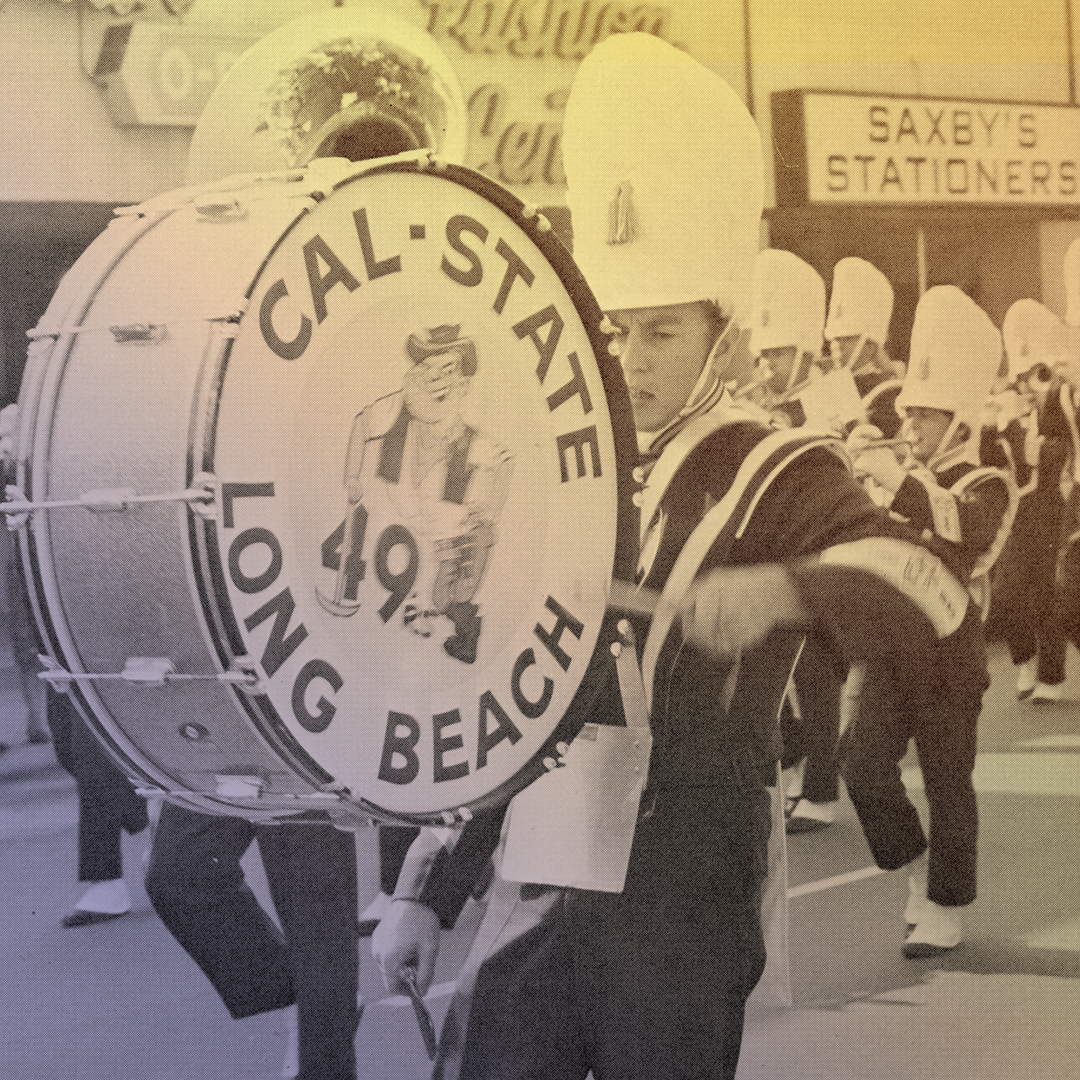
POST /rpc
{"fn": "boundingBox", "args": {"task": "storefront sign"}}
[418,0,677,205]
[95,22,259,127]
[773,89,1080,208]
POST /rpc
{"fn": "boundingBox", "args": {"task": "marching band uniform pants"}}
[841,660,983,907]
[455,782,771,1080]
[994,528,1067,686]
[781,634,844,804]
[145,802,359,1080]
[47,690,148,882]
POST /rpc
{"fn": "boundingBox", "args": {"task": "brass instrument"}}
[186,8,468,185]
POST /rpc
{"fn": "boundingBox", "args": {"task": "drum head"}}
[197,159,635,822]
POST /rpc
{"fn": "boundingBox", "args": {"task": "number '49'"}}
[321,507,420,622]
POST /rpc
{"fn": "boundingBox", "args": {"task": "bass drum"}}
[13,155,636,826]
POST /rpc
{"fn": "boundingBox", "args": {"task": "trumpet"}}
[856,437,910,451]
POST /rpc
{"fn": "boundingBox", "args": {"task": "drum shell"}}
[18,186,335,820]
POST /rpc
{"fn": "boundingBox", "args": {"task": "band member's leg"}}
[145,802,294,1019]
[841,668,927,872]
[912,688,982,908]
[258,820,360,1080]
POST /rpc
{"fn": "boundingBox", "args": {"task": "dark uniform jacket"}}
[414,411,973,926]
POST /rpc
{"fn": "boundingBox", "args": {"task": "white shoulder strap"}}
[640,430,839,713]
[638,405,761,547]
[950,466,1019,617]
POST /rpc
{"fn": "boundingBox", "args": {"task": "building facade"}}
[1,0,1078,399]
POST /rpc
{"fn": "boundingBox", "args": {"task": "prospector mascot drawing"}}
[317,324,514,665]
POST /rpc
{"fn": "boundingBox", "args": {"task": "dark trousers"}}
[993,514,1067,685]
[841,663,983,907]
[379,824,421,894]
[47,690,148,881]
[145,802,359,1080]
[781,634,843,803]
[458,784,770,1080]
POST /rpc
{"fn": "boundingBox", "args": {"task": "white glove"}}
[846,422,906,493]
[678,565,807,658]
[371,897,442,997]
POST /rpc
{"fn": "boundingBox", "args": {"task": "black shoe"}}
[444,602,481,664]
[61,909,128,928]
[901,939,960,959]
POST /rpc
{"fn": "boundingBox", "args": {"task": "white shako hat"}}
[562,33,763,318]
[1003,298,1067,383]
[896,285,1001,431]
[1064,237,1080,327]
[748,248,825,357]
[824,257,894,345]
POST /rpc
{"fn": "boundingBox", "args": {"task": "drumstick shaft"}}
[860,438,909,449]
[608,579,662,618]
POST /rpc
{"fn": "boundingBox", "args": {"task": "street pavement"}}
[1,639,1078,1079]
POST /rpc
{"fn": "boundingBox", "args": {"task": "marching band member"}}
[789,257,902,829]
[1049,237,1080,651]
[744,249,827,429]
[744,251,846,834]
[824,255,904,435]
[375,35,977,1080]
[843,285,1016,957]
[992,299,1071,702]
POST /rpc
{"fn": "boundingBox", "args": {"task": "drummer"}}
[374,33,976,1080]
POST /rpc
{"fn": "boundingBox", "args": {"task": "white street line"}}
[787,864,886,899]
[902,752,1080,797]
[1019,734,1080,749]
[1022,917,1080,952]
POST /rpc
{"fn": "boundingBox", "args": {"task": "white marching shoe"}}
[903,899,962,958]
[62,879,131,927]
[904,871,929,931]
[1015,658,1038,700]
[785,798,838,834]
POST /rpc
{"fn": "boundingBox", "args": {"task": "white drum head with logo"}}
[205,161,630,821]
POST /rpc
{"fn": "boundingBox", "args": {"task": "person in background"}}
[844,285,1016,957]
[789,257,902,827]
[825,256,903,436]
[46,688,150,925]
[742,249,827,430]
[744,252,847,834]
[0,401,49,749]
[991,299,1071,702]
[1049,237,1080,659]
[2,402,147,922]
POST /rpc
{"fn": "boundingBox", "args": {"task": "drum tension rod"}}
[37,654,264,692]
[3,473,217,529]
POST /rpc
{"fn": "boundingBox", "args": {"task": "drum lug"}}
[223,655,267,694]
[188,472,218,521]
[3,485,29,530]
[195,198,249,224]
[109,323,168,344]
[214,774,266,799]
[81,487,139,513]
[120,657,176,684]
